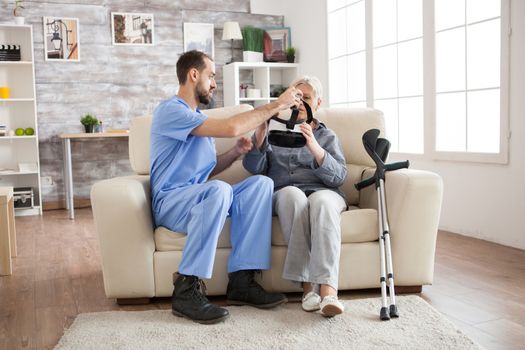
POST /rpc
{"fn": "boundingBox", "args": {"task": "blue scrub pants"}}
[154,175,273,279]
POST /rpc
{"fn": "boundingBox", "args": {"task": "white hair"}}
[290,75,323,100]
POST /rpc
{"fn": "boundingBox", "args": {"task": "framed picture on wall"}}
[263,27,291,62]
[43,17,80,61]
[111,12,154,45]
[183,23,214,58]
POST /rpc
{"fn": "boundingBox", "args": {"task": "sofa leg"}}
[395,285,422,294]
[116,298,151,305]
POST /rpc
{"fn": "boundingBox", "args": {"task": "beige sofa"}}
[91,104,443,302]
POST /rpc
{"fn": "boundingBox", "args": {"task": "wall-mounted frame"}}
[263,27,291,62]
[183,22,214,58]
[43,17,80,62]
[111,12,154,46]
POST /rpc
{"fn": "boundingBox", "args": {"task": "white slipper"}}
[320,295,344,317]
[301,291,321,312]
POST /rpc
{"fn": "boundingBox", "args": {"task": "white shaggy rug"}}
[55,295,481,350]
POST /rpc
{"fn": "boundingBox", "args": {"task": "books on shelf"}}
[0,124,7,136]
[0,44,21,61]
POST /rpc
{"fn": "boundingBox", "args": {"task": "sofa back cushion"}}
[316,107,385,167]
[129,104,254,175]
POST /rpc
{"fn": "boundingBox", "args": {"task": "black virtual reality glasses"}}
[268,100,314,148]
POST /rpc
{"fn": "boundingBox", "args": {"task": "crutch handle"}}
[355,176,376,190]
[385,160,410,172]
[355,161,409,190]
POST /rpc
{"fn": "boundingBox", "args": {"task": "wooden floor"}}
[1,209,525,349]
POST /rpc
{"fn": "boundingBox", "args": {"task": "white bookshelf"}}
[223,62,299,107]
[0,24,42,216]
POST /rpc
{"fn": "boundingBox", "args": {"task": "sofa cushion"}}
[155,221,233,251]
[343,164,372,206]
[154,207,378,251]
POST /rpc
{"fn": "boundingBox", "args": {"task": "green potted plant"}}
[13,0,25,25]
[80,114,99,133]
[241,26,264,62]
[285,47,296,63]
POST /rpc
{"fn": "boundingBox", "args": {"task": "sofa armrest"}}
[90,175,156,298]
[358,169,443,285]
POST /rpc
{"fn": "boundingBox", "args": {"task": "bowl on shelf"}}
[246,88,261,98]
[18,162,38,172]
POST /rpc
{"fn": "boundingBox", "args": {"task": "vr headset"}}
[268,100,313,148]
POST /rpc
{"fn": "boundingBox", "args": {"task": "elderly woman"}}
[243,76,347,317]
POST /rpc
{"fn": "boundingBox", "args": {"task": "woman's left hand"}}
[300,123,326,164]
[300,123,319,150]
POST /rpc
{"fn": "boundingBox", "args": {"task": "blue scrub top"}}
[150,95,216,212]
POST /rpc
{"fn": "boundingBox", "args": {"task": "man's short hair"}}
[290,75,323,101]
[176,50,213,84]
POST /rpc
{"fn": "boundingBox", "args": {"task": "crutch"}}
[355,129,409,321]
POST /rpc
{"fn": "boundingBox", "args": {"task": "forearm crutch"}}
[355,129,409,321]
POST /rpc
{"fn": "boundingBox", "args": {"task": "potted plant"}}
[13,0,25,25]
[80,114,99,133]
[241,26,264,62]
[285,47,296,63]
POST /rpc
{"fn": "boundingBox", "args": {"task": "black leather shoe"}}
[226,270,288,309]
[172,274,229,324]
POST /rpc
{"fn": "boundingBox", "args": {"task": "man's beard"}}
[196,84,212,105]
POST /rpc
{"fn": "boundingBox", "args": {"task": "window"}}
[372,0,424,153]
[327,0,367,109]
[327,0,509,163]
[435,0,502,155]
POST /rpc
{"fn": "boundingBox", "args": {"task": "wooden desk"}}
[0,186,16,276]
[59,132,129,219]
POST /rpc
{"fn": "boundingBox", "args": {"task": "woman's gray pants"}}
[273,186,347,290]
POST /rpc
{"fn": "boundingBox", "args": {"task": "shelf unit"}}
[223,62,299,107]
[0,24,42,216]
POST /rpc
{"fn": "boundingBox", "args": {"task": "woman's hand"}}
[300,123,325,165]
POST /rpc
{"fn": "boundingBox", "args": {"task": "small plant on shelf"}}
[13,0,24,16]
[241,26,264,52]
[285,47,296,63]
[241,26,264,62]
[80,114,99,133]
[13,0,25,24]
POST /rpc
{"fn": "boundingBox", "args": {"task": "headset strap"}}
[271,100,314,129]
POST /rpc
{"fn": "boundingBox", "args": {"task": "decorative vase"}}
[14,17,25,25]
[243,51,263,62]
[84,125,94,133]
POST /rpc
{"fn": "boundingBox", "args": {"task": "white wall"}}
[252,0,525,250]
[407,0,525,250]
[250,0,329,105]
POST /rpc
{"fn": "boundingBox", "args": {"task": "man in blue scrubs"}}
[151,50,301,324]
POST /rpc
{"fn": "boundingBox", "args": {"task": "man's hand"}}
[276,86,303,110]
[235,136,253,156]
[211,136,254,177]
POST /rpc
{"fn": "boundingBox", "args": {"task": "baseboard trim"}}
[43,198,91,211]
[116,298,151,305]
[395,285,422,294]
